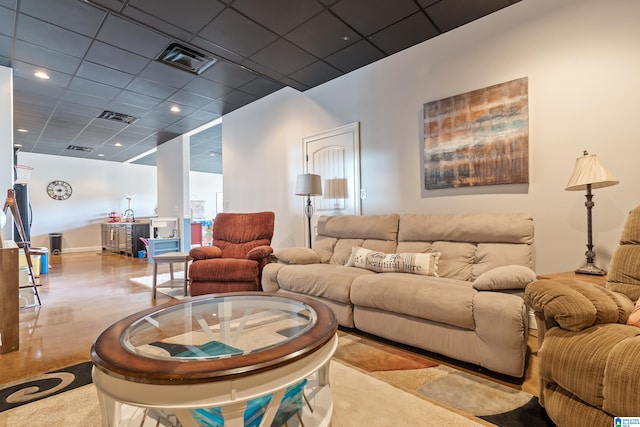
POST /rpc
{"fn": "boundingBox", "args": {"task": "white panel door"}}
[303,123,361,242]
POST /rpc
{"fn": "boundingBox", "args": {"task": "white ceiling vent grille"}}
[157,42,217,75]
[98,110,137,124]
[66,145,93,152]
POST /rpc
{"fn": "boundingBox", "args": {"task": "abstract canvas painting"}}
[422,77,529,191]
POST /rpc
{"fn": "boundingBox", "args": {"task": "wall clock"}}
[47,180,73,200]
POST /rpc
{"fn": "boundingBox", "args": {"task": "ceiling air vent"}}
[66,145,93,152]
[97,110,137,124]
[156,42,217,75]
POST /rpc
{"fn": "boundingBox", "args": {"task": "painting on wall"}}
[422,77,529,193]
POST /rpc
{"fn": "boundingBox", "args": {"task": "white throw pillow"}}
[345,246,440,276]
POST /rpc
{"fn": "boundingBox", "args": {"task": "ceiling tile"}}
[138,60,196,89]
[127,77,177,99]
[190,36,245,64]
[68,76,121,99]
[425,0,515,33]
[324,39,385,73]
[197,8,277,58]
[85,41,151,75]
[120,7,191,41]
[112,90,162,110]
[331,0,420,35]
[76,61,135,88]
[285,11,360,58]
[0,7,15,37]
[96,14,171,59]
[240,59,284,82]
[61,90,110,109]
[369,12,439,55]
[126,0,224,35]
[200,60,257,88]
[168,90,215,109]
[12,60,72,87]
[16,14,92,58]
[231,0,323,35]
[249,39,316,75]
[19,0,105,37]
[0,1,16,10]
[14,40,82,74]
[288,60,342,88]
[56,100,103,118]
[239,77,285,98]
[218,90,258,108]
[183,76,234,99]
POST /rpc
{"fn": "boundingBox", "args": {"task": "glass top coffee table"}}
[91,292,338,427]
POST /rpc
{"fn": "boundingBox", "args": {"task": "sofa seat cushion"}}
[189,258,258,282]
[540,323,640,413]
[275,264,375,304]
[350,273,476,330]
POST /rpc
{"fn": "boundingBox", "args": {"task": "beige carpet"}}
[0,360,490,427]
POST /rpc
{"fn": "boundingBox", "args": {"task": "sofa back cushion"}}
[314,214,399,264]
[607,205,640,302]
[397,213,534,281]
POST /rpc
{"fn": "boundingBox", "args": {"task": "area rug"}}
[0,361,487,427]
[130,272,187,299]
[0,333,553,426]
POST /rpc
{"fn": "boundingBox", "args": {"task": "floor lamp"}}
[565,151,619,275]
[296,174,322,248]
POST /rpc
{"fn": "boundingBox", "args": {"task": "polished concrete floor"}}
[0,251,540,396]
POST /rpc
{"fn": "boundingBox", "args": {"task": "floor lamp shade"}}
[565,151,619,275]
[295,174,323,197]
[296,174,322,249]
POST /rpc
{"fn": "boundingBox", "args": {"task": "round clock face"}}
[47,180,72,200]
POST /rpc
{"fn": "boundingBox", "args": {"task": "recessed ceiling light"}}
[34,71,50,79]
[342,36,350,41]
[98,154,105,157]
[14,144,23,148]
[170,106,181,113]
[210,153,216,156]
[17,128,28,133]
[114,142,122,147]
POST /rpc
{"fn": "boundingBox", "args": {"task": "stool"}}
[152,252,192,300]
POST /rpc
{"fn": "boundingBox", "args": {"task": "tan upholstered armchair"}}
[524,206,640,427]
[188,212,275,296]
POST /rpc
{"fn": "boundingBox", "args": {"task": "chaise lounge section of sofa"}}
[262,212,536,377]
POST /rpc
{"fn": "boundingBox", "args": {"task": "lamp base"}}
[575,263,606,276]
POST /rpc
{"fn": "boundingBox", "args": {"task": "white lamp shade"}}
[296,174,322,196]
[565,152,619,191]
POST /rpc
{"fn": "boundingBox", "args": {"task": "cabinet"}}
[0,247,19,354]
[101,223,150,257]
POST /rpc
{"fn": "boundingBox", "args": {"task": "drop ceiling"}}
[0,0,520,174]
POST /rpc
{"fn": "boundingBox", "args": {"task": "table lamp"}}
[296,174,322,248]
[565,150,619,275]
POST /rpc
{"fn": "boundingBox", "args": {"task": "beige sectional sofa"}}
[262,213,536,377]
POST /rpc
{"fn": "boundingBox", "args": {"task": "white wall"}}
[16,151,223,252]
[223,0,640,274]
[16,152,157,251]
[1,66,13,242]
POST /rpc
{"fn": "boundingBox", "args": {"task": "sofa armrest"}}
[524,278,633,334]
[189,246,222,261]
[246,245,273,260]
[274,247,321,265]
[472,265,537,291]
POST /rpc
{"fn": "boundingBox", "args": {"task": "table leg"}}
[152,260,158,301]
[220,401,247,427]
[183,259,189,296]
[173,409,201,427]
[169,262,174,280]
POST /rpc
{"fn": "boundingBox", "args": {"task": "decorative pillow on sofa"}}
[473,265,537,291]
[345,246,440,276]
[628,297,640,327]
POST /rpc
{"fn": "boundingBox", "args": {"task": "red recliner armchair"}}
[188,211,275,296]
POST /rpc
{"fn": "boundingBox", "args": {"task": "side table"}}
[537,271,607,286]
[152,251,192,300]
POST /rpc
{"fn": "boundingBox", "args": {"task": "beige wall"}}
[222,0,640,274]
